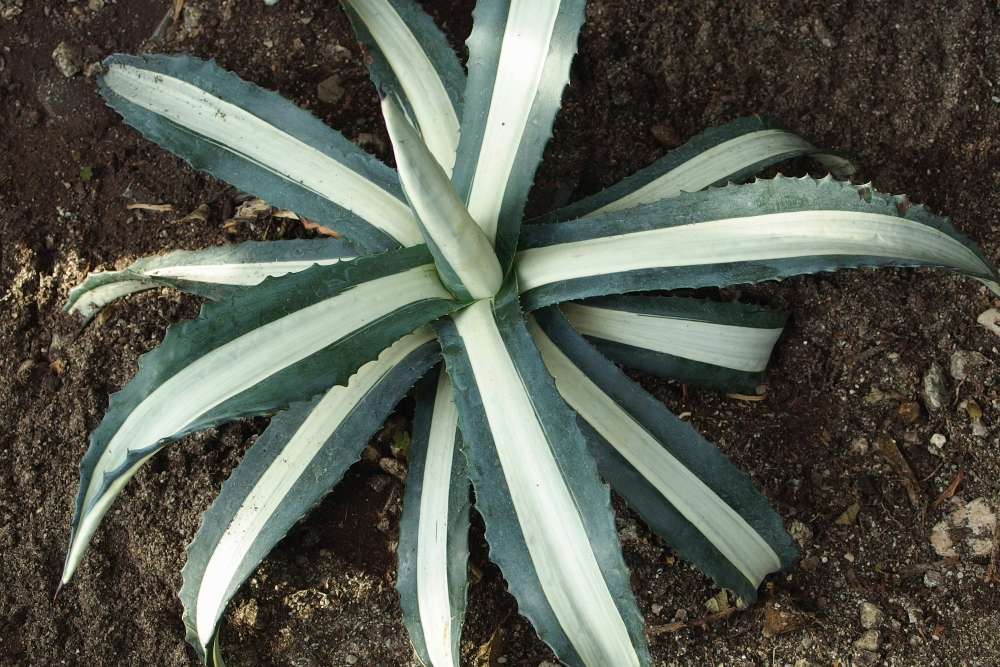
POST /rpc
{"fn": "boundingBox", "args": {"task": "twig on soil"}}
[126,203,173,212]
[930,466,964,509]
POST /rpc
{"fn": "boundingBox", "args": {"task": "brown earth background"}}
[1,0,999,665]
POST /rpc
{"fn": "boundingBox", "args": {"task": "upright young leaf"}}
[66,237,361,324]
[343,0,464,175]
[529,308,796,600]
[381,95,502,300]
[99,54,422,251]
[180,328,440,662]
[561,296,786,392]
[396,366,470,667]
[453,0,587,269]
[62,247,462,587]
[517,176,1000,309]
[531,116,854,224]
[434,280,650,667]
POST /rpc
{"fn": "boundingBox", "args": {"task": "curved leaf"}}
[562,296,786,392]
[453,0,587,270]
[531,116,854,224]
[381,95,502,300]
[434,279,650,667]
[344,0,464,175]
[529,307,796,600]
[65,237,362,324]
[180,328,441,662]
[396,365,470,667]
[517,176,1000,309]
[62,246,462,587]
[98,53,422,251]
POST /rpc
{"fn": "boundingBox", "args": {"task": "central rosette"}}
[381,93,503,301]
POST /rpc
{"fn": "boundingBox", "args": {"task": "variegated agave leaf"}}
[59,0,1000,666]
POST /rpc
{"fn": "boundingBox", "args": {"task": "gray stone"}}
[950,350,986,381]
[318,74,345,104]
[923,570,945,588]
[859,602,884,629]
[853,629,882,652]
[922,364,947,411]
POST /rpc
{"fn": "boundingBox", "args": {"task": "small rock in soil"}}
[853,629,881,651]
[650,123,680,148]
[859,602,884,629]
[923,570,945,588]
[318,74,345,104]
[379,457,407,482]
[762,598,807,637]
[929,433,946,450]
[850,437,869,455]
[673,608,688,622]
[789,519,813,548]
[922,363,947,411]
[52,42,83,78]
[950,350,986,381]
[976,308,1000,337]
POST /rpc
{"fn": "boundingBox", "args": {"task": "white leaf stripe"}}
[102,61,423,247]
[516,210,1000,293]
[192,327,437,650]
[415,370,461,667]
[526,316,782,587]
[68,278,156,322]
[560,301,783,373]
[345,0,460,175]
[451,300,640,667]
[62,264,453,584]
[583,130,822,217]
[465,0,562,242]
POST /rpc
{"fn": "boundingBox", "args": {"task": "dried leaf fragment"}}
[300,218,342,237]
[176,203,210,223]
[835,502,861,526]
[930,468,964,510]
[874,433,921,506]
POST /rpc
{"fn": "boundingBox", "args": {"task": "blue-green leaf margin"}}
[98,53,405,253]
[434,277,650,667]
[534,305,797,600]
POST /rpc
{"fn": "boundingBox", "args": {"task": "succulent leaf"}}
[381,95,503,300]
[518,176,1000,309]
[98,53,422,251]
[62,247,462,586]
[180,328,441,661]
[453,0,586,270]
[434,280,650,667]
[396,366,470,667]
[532,116,855,224]
[562,295,787,392]
[529,307,797,599]
[65,237,362,324]
[344,0,464,175]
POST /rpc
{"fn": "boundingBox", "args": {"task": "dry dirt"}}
[1,0,999,666]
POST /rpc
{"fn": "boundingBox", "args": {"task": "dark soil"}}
[2,0,999,666]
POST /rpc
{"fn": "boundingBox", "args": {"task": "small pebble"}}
[789,519,813,548]
[345,655,358,665]
[801,635,814,649]
[650,603,663,615]
[673,608,688,622]
[318,74,345,104]
[859,602,884,629]
[924,570,945,588]
[922,364,947,411]
[853,629,882,652]
[850,437,869,455]
[844,552,855,563]
[52,42,83,78]
[929,433,947,449]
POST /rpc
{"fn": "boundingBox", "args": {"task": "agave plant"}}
[59,0,1000,665]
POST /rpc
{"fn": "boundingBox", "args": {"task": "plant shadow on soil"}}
[1,0,999,665]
